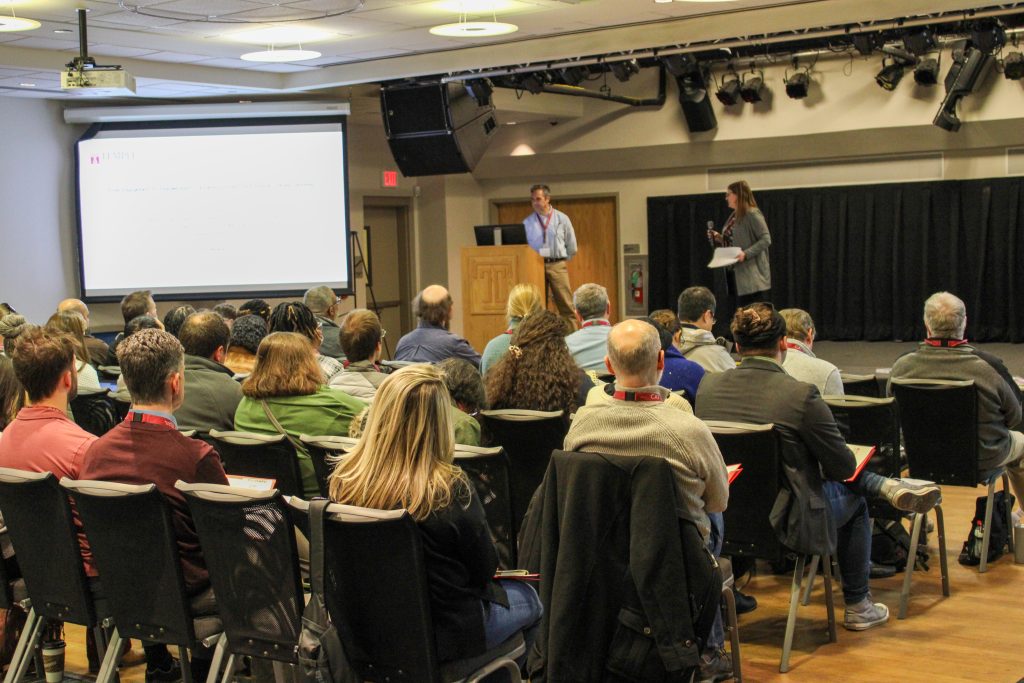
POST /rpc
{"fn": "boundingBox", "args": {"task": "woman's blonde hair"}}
[242,332,321,398]
[506,283,543,322]
[45,311,89,366]
[328,365,467,521]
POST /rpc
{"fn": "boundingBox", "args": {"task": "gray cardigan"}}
[729,209,772,296]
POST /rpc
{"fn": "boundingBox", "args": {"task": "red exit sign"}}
[382,170,398,188]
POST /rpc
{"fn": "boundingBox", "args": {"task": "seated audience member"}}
[174,312,243,433]
[107,290,158,365]
[0,303,14,317]
[0,355,21,435]
[57,299,109,366]
[486,310,590,418]
[438,357,485,446]
[647,315,704,404]
[163,305,197,339]
[696,304,940,632]
[109,315,163,403]
[80,328,225,681]
[238,299,272,323]
[677,286,735,373]
[212,303,237,328]
[305,285,346,361]
[779,308,843,396]
[395,285,481,366]
[328,365,541,663]
[481,284,543,375]
[234,332,366,499]
[269,301,345,384]
[564,283,612,372]
[564,318,730,679]
[45,312,104,395]
[889,292,1024,510]
[330,309,386,402]
[0,314,30,356]
[223,314,267,377]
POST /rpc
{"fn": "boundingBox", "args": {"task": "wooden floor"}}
[56,483,1023,683]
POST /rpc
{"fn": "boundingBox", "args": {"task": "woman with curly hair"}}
[485,310,590,417]
[268,301,344,384]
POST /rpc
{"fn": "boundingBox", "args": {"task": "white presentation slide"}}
[77,121,350,299]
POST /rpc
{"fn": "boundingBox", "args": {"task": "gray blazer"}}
[729,209,772,296]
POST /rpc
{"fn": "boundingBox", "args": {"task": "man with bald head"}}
[394,284,481,366]
[57,298,108,366]
[564,318,730,677]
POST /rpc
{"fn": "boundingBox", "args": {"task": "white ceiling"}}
[0,0,1009,100]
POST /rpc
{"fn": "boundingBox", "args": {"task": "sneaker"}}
[843,598,890,631]
[733,588,758,615]
[698,649,733,683]
[881,478,941,514]
[145,659,182,683]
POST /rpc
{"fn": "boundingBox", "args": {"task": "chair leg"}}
[4,608,43,683]
[721,586,741,683]
[822,554,837,644]
[780,555,806,674]
[898,512,924,619]
[1003,473,1015,555]
[935,504,950,597]
[980,478,997,573]
[800,555,819,606]
[205,635,229,683]
[95,628,124,683]
[179,646,194,683]
[221,654,237,683]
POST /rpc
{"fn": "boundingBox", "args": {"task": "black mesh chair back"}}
[891,379,980,486]
[823,395,901,477]
[704,422,785,563]
[454,445,517,569]
[290,500,440,682]
[0,468,97,625]
[178,482,303,663]
[840,373,881,398]
[109,396,132,422]
[208,430,304,497]
[300,435,357,498]
[480,409,566,535]
[69,393,119,436]
[60,480,197,646]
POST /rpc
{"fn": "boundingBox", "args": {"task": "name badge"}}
[539,247,551,258]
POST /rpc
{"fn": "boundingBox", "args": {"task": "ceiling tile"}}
[139,51,214,63]
[88,11,189,28]
[246,62,318,72]
[85,44,162,58]
[192,57,260,68]
[2,36,80,50]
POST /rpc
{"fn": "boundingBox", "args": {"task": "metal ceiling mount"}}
[117,0,364,24]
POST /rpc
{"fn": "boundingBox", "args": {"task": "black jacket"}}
[519,451,719,682]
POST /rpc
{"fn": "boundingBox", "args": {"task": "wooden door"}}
[495,196,619,321]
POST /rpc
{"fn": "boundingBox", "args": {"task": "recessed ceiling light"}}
[0,16,40,31]
[226,26,334,45]
[433,0,520,11]
[240,48,321,63]
[430,21,517,37]
[53,28,73,34]
[19,82,35,87]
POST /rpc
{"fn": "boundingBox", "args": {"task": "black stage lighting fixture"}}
[1004,52,1024,80]
[903,28,936,56]
[785,71,810,99]
[556,66,589,86]
[853,32,881,56]
[934,45,994,132]
[914,58,939,85]
[971,20,1006,55]
[876,58,905,90]
[519,72,550,95]
[610,59,640,82]
[740,72,764,103]
[464,78,493,107]
[716,72,741,105]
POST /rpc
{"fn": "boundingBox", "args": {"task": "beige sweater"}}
[564,384,729,538]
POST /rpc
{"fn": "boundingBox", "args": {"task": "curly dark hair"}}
[731,303,786,354]
[485,310,579,414]
[229,314,268,355]
[269,301,319,342]
[239,299,272,322]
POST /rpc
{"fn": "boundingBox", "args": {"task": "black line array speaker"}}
[381,81,497,176]
[678,88,717,133]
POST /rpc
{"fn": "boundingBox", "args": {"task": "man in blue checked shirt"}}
[523,184,578,331]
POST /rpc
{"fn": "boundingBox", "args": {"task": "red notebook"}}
[846,444,877,483]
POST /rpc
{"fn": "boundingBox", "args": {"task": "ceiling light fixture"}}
[610,59,640,82]
[240,48,321,63]
[1004,52,1024,80]
[715,71,741,105]
[740,71,764,103]
[0,12,40,32]
[875,57,906,91]
[430,3,517,38]
[914,57,939,85]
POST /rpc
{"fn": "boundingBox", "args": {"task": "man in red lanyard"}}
[563,319,732,682]
[564,283,612,373]
[524,184,578,331]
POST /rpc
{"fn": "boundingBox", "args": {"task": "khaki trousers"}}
[545,259,576,331]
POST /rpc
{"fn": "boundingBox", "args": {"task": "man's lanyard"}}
[536,211,554,244]
[612,390,663,402]
[582,320,611,328]
[785,341,806,353]
[924,337,970,347]
[125,410,176,429]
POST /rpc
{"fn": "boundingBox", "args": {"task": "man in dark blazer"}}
[695,303,939,632]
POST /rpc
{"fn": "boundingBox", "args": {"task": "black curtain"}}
[647,177,1024,342]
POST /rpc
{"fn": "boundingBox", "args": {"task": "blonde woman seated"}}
[480,283,543,375]
[235,332,366,499]
[44,311,103,395]
[328,365,542,664]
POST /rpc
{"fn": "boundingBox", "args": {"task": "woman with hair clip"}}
[481,283,543,376]
[708,179,772,307]
[44,311,104,395]
[328,365,542,664]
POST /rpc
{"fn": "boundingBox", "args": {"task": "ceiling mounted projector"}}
[61,8,135,97]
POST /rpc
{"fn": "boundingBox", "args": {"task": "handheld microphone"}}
[706,220,716,247]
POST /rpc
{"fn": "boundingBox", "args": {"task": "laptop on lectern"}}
[474,224,529,246]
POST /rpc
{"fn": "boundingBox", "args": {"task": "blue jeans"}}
[822,481,871,604]
[706,512,725,651]
[483,580,543,651]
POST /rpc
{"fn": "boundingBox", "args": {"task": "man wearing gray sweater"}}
[563,318,731,682]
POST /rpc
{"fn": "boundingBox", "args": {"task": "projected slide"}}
[76,119,351,300]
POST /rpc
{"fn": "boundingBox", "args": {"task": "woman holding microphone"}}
[708,180,772,306]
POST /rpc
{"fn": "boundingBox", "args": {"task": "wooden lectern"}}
[461,245,545,354]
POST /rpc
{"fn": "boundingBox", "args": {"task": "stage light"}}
[1004,52,1024,80]
[784,71,810,99]
[666,54,717,132]
[970,20,1006,55]
[853,32,881,56]
[903,28,936,56]
[740,72,764,103]
[519,72,549,94]
[716,72,741,105]
[556,66,589,86]
[914,58,939,86]
[610,59,640,82]
[934,45,993,132]
[875,58,905,91]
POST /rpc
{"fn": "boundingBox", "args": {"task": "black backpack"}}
[958,490,1016,566]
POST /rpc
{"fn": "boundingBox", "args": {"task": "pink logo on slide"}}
[90,155,100,164]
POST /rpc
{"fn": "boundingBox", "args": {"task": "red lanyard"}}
[582,320,611,328]
[125,410,176,429]
[612,390,663,402]
[784,341,805,352]
[536,211,553,243]
[924,338,970,347]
